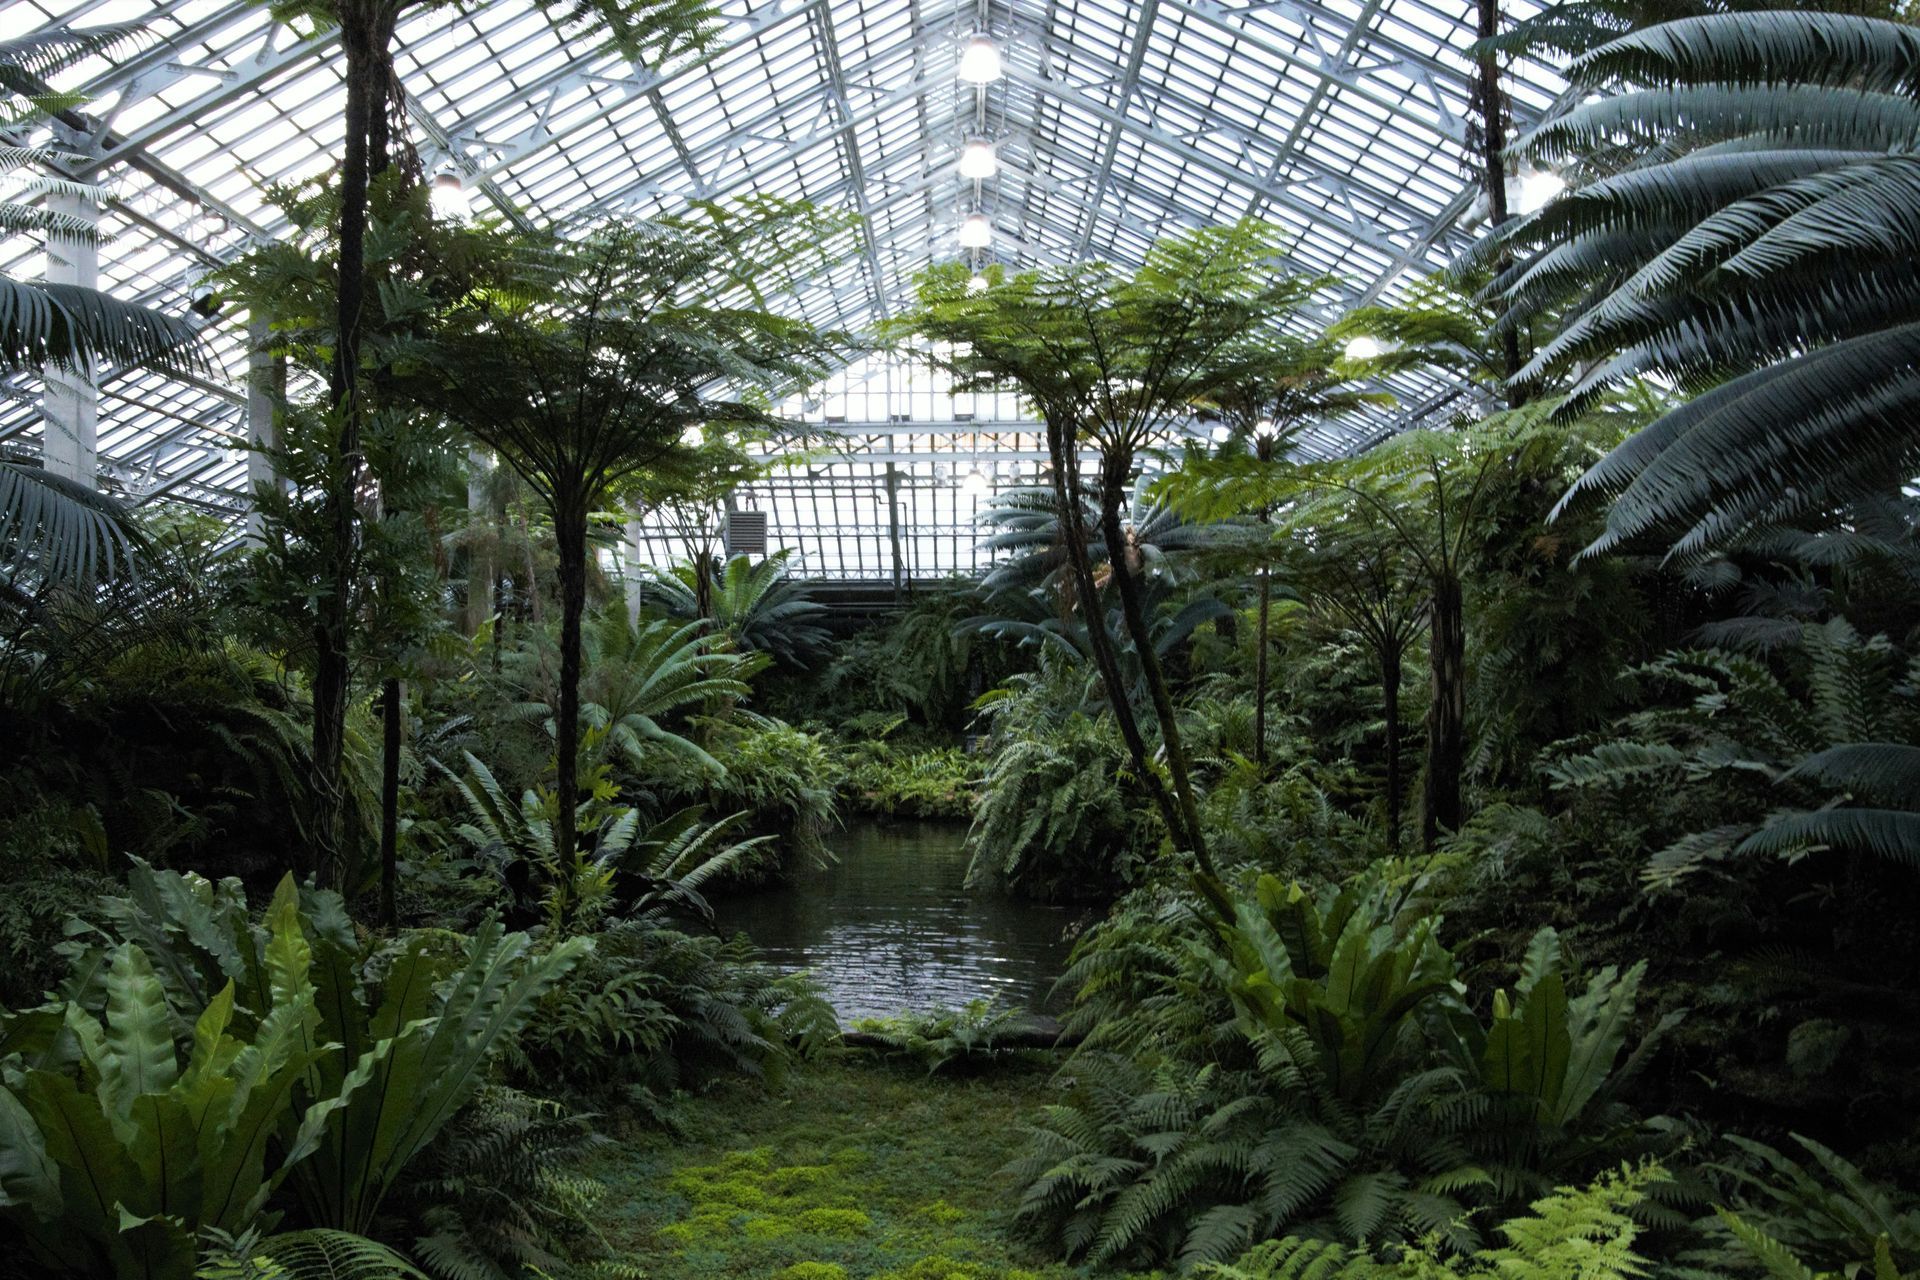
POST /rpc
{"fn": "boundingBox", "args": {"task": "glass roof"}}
[1,0,1569,570]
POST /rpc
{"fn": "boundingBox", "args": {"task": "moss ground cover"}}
[585,1054,1143,1279]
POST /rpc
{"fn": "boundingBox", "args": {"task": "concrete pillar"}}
[41,184,100,485]
[243,319,286,541]
[625,504,645,628]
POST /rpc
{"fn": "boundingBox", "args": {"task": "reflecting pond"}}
[711,818,1078,1021]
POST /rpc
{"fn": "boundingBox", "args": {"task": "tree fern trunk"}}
[1255,554,1271,771]
[1097,468,1214,880]
[1383,639,1403,856]
[553,501,588,924]
[1423,572,1466,850]
[1042,415,1181,851]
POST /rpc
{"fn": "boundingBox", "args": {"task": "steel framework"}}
[0,0,1568,571]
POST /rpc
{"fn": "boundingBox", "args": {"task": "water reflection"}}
[711,819,1077,1021]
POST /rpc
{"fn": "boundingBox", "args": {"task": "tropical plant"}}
[414,212,846,905]
[399,1085,611,1280]
[1710,1135,1920,1277]
[845,1000,1034,1075]
[644,549,832,668]
[899,224,1314,883]
[442,749,773,928]
[1545,619,1920,884]
[192,1228,426,1280]
[1485,11,1920,560]
[0,933,361,1280]
[1,27,201,375]
[1198,1162,1665,1280]
[51,862,591,1237]
[253,0,718,892]
[508,923,836,1105]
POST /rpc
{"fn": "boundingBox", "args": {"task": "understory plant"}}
[30,861,589,1242]
[1009,865,1677,1269]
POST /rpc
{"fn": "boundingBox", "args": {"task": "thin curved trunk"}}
[1423,572,1466,850]
[1097,468,1214,880]
[1042,417,1180,850]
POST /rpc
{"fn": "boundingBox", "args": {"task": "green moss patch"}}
[584,1055,1134,1278]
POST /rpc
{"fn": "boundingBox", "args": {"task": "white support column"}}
[243,318,286,540]
[41,182,101,485]
[624,504,645,628]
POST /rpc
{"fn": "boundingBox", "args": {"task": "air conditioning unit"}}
[724,510,768,557]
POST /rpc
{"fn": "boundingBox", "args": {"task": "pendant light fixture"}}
[958,137,998,180]
[958,212,993,249]
[958,33,1002,83]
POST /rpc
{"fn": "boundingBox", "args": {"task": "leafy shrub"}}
[1199,1162,1665,1280]
[509,922,837,1106]
[837,738,976,820]
[47,861,589,1236]
[1009,866,1676,1269]
[650,718,841,875]
[400,1085,613,1280]
[846,1001,1035,1074]
[0,930,350,1279]
[967,712,1144,897]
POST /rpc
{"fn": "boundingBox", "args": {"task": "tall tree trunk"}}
[552,503,588,924]
[1382,638,1403,856]
[378,677,402,923]
[1041,417,1180,849]
[1096,467,1215,880]
[1423,572,1466,851]
[1476,0,1525,394]
[310,18,381,887]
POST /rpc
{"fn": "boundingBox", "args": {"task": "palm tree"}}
[644,548,832,669]
[2,27,199,598]
[2,27,200,376]
[1486,11,1920,561]
[416,213,842,904]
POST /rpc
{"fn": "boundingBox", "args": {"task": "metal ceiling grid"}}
[2,0,1568,557]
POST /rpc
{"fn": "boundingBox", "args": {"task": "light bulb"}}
[966,272,989,294]
[958,34,1002,84]
[1254,418,1278,440]
[1515,167,1567,215]
[959,138,998,180]
[431,168,469,220]
[1343,335,1382,361]
[958,212,993,249]
[962,468,990,497]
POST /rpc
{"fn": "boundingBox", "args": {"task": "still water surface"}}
[712,819,1077,1021]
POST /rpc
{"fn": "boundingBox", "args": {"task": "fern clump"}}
[1009,865,1675,1270]
[1199,1162,1665,1280]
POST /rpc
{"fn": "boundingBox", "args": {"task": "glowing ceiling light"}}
[1515,167,1567,215]
[958,34,1002,84]
[1209,424,1231,444]
[680,424,704,447]
[431,167,469,220]
[967,272,989,294]
[958,137,998,180]
[1343,335,1382,361]
[958,212,993,249]
[962,467,990,497]
[1253,418,1279,440]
